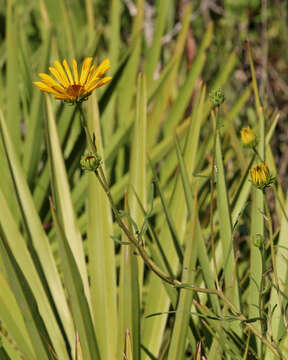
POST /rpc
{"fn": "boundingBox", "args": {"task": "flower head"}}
[33,57,112,104]
[254,234,265,249]
[240,126,257,147]
[250,163,274,190]
[209,88,225,107]
[80,152,101,172]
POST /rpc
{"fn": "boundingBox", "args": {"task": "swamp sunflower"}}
[250,163,274,190]
[33,57,112,103]
[240,126,257,147]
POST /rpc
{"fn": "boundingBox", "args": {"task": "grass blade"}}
[23,30,51,185]
[0,109,74,358]
[142,84,204,358]
[167,193,199,359]
[0,272,35,360]
[215,130,240,310]
[50,200,100,360]
[45,95,91,307]
[6,0,20,150]
[86,93,118,360]
[0,233,55,360]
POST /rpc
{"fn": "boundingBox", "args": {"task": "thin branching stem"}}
[79,105,283,359]
[252,146,265,163]
[176,284,282,358]
[79,105,178,285]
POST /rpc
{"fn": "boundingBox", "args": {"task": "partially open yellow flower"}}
[33,57,112,103]
[240,126,257,147]
[250,163,273,190]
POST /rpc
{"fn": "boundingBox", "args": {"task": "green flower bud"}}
[209,88,225,107]
[254,234,265,249]
[80,152,101,171]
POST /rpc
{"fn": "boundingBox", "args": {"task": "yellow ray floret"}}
[250,163,274,190]
[33,57,112,103]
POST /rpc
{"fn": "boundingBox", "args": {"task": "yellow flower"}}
[33,57,112,103]
[240,126,257,147]
[250,163,273,190]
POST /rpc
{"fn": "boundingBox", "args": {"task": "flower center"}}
[66,84,83,98]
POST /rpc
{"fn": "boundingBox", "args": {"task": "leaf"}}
[86,93,118,360]
[44,95,91,307]
[50,199,100,360]
[0,232,55,360]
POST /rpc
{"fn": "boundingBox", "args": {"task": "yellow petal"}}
[33,82,64,96]
[49,67,66,87]
[62,59,74,85]
[38,73,66,93]
[86,76,112,93]
[54,61,69,86]
[72,59,79,84]
[85,65,95,87]
[88,58,111,84]
[95,58,111,77]
[80,57,93,85]
[54,94,72,100]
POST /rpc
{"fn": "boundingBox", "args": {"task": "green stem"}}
[252,146,265,163]
[79,105,178,285]
[78,104,97,153]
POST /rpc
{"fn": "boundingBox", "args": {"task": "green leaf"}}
[86,93,118,360]
[118,74,147,360]
[0,110,74,359]
[142,83,204,358]
[23,30,52,185]
[44,95,91,308]
[50,199,100,360]
[0,272,35,360]
[215,130,241,322]
[143,0,169,88]
[164,23,213,134]
[247,43,265,355]
[0,232,55,360]
[167,192,199,359]
[6,0,20,151]
[147,3,192,148]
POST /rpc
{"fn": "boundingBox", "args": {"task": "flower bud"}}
[240,126,257,147]
[250,163,274,190]
[209,88,225,107]
[254,234,265,249]
[80,152,101,171]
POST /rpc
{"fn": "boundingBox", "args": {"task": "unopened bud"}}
[80,152,101,171]
[209,88,225,107]
[254,234,265,249]
[240,126,257,147]
[250,163,274,191]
